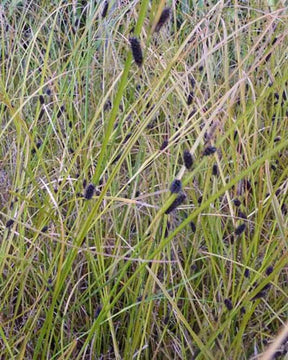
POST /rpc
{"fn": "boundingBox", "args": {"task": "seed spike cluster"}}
[31,141,42,155]
[95,305,102,318]
[190,77,195,88]
[233,198,241,207]
[84,184,95,200]
[238,211,247,219]
[235,223,246,235]
[129,37,143,67]
[160,139,168,150]
[183,150,193,169]
[6,219,14,228]
[190,221,196,233]
[266,266,273,276]
[224,298,233,311]
[38,108,45,121]
[170,179,182,194]
[203,146,217,156]
[57,105,65,118]
[102,1,109,18]
[39,95,45,105]
[155,7,171,32]
[187,91,194,105]
[251,290,266,300]
[112,153,121,164]
[165,193,186,214]
[41,225,48,232]
[212,164,218,176]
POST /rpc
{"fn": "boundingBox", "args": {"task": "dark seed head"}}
[235,223,246,235]
[160,139,168,150]
[39,95,45,105]
[38,108,45,121]
[129,37,143,67]
[272,351,283,359]
[112,153,121,164]
[265,52,272,63]
[212,164,218,176]
[6,219,14,228]
[190,221,196,233]
[238,211,247,220]
[187,91,194,105]
[197,196,202,204]
[170,179,182,194]
[266,266,273,276]
[281,204,287,216]
[233,198,241,207]
[165,193,186,214]
[165,221,170,237]
[251,290,266,301]
[104,100,112,111]
[41,225,48,233]
[32,141,42,154]
[190,77,195,88]
[102,1,109,18]
[46,88,52,95]
[84,184,95,200]
[203,146,217,156]
[243,179,252,193]
[244,268,250,278]
[183,150,193,169]
[122,133,132,144]
[95,305,102,318]
[263,283,271,291]
[240,306,246,314]
[188,109,196,119]
[57,105,65,118]
[155,7,171,32]
[224,298,233,311]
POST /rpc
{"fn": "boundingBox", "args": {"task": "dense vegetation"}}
[0,1,287,359]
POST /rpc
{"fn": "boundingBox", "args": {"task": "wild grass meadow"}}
[0,1,288,359]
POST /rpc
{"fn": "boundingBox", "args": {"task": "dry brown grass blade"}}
[260,320,288,360]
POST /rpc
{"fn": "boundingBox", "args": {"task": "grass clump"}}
[0,1,288,359]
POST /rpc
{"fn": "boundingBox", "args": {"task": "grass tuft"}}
[0,1,287,359]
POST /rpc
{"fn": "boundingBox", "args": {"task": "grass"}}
[0,0,288,359]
